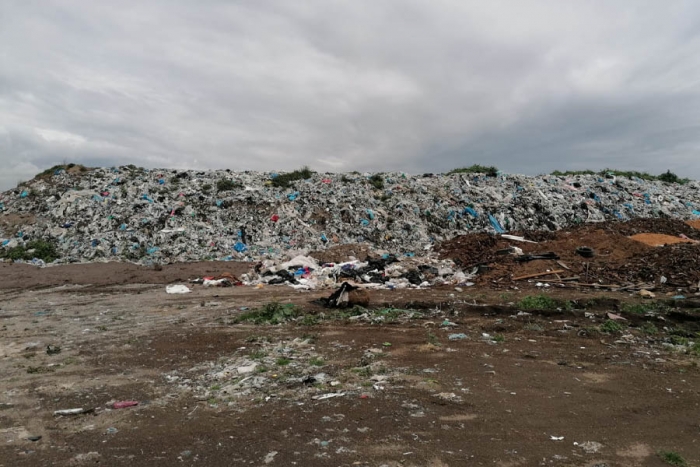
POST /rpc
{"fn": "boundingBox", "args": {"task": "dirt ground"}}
[1,263,700,466]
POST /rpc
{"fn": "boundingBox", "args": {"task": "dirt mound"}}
[687,219,700,230]
[616,243,700,286]
[608,217,700,240]
[437,218,700,287]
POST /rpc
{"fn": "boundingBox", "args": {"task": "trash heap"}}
[2,165,700,269]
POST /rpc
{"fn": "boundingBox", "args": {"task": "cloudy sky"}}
[2,1,700,190]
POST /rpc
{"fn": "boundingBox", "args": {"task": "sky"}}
[2,0,700,190]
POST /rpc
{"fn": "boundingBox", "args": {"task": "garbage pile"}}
[237,254,472,290]
[2,165,700,269]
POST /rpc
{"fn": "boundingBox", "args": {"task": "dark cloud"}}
[2,0,700,190]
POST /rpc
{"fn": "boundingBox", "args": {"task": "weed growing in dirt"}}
[234,302,302,324]
[309,357,324,366]
[658,450,687,466]
[518,294,559,310]
[276,357,291,366]
[622,302,667,314]
[599,320,624,333]
[523,322,544,332]
[493,334,505,343]
[427,331,441,346]
[640,322,659,335]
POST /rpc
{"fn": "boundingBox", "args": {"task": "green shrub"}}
[1,240,60,263]
[369,174,384,189]
[216,179,238,192]
[271,166,313,188]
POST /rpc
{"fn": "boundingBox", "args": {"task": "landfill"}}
[2,166,700,290]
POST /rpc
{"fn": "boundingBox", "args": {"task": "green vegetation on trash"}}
[369,174,384,189]
[658,450,687,466]
[551,168,689,184]
[271,166,314,188]
[216,179,240,192]
[447,164,499,177]
[1,239,60,263]
[36,163,88,178]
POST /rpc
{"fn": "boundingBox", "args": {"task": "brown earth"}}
[1,267,700,466]
[629,233,697,247]
[438,219,700,288]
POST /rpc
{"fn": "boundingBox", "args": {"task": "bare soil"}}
[1,263,699,466]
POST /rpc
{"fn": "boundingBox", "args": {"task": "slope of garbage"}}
[3,165,700,263]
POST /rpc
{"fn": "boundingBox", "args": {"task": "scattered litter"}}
[112,401,138,409]
[166,284,191,294]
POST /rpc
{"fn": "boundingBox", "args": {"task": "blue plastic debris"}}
[233,242,248,253]
[693,210,700,216]
[488,214,505,233]
[141,194,154,203]
[146,247,159,255]
[360,219,370,226]
[287,192,299,201]
[1,240,9,246]
[119,224,127,231]
[158,179,165,185]
[20,190,28,198]
[366,209,375,220]
[320,233,328,243]
[463,207,478,218]
[216,200,223,207]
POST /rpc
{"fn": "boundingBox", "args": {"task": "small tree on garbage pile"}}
[271,166,314,188]
[657,170,686,184]
[369,174,384,189]
[447,165,498,177]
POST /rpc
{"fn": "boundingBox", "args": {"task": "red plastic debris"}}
[113,401,139,409]
[270,214,279,222]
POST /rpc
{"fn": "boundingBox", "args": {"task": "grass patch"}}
[658,450,687,466]
[600,320,624,333]
[621,302,660,314]
[276,357,291,366]
[517,294,566,310]
[447,164,498,177]
[493,334,505,343]
[639,322,659,335]
[233,302,302,325]
[271,166,313,188]
[309,357,324,366]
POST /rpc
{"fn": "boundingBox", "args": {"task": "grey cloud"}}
[2,0,700,191]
